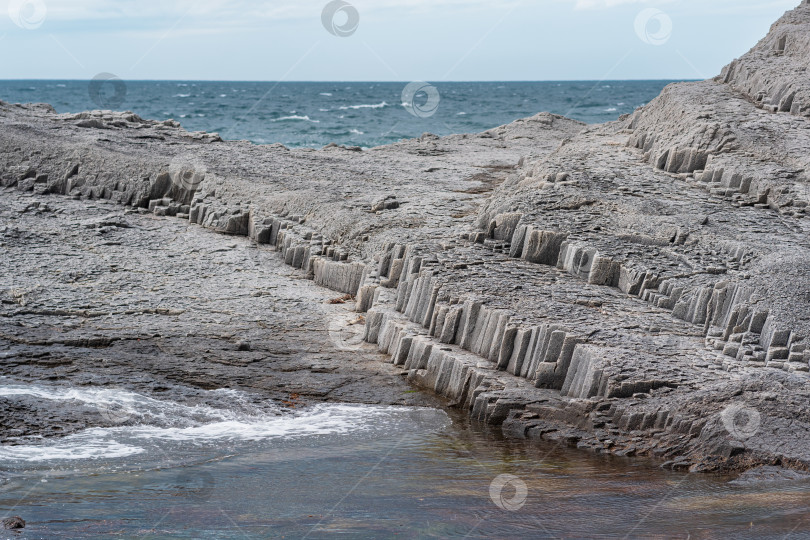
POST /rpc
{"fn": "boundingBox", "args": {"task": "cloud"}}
[20,0,523,34]
[15,0,792,33]
[571,0,652,9]
[36,0,513,22]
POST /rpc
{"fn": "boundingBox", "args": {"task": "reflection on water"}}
[1,387,810,538]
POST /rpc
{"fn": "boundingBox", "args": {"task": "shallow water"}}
[0,80,682,148]
[1,384,810,538]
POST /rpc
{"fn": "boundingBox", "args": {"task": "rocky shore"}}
[0,188,448,443]
[3,2,810,474]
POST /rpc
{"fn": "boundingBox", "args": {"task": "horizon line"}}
[0,78,703,83]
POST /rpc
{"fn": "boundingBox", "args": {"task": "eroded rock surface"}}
[2,2,810,474]
[0,191,443,443]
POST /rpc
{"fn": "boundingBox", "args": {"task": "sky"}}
[0,0,800,81]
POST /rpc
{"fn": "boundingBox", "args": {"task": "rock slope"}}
[3,2,810,473]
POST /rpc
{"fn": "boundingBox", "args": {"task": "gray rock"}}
[2,516,25,530]
[2,3,810,477]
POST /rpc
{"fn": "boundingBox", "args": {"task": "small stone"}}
[2,516,25,530]
[371,196,399,212]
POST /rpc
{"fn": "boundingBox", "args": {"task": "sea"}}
[0,80,681,148]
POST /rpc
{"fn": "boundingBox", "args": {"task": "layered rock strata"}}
[3,2,810,473]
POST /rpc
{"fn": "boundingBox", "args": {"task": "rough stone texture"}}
[2,516,25,530]
[0,191,443,442]
[3,2,810,475]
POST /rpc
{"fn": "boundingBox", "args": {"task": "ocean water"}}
[0,80,682,148]
[2,382,810,539]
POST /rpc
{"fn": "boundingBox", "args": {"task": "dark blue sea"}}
[0,80,681,148]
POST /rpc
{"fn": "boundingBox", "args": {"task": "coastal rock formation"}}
[3,2,810,474]
[0,188,446,445]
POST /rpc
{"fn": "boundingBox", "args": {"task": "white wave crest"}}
[338,102,387,110]
[271,115,320,123]
[0,384,448,462]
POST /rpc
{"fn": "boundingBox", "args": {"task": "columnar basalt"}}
[3,2,810,475]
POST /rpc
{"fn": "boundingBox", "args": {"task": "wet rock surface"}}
[729,465,810,485]
[2,516,25,530]
[3,2,810,477]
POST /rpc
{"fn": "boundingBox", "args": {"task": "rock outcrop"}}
[2,516,25,530]
[3,2,810,474]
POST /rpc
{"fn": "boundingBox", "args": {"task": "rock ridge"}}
[3,2,810,474]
